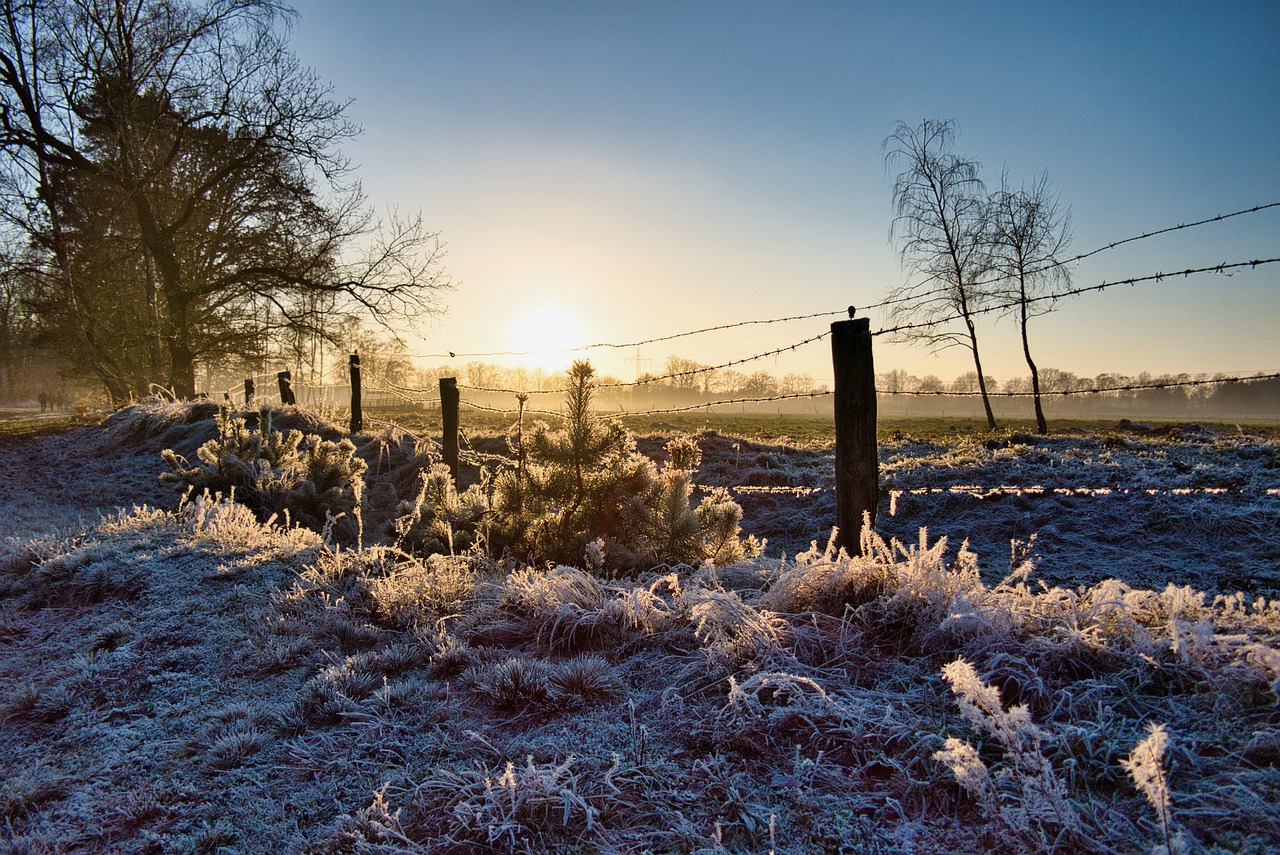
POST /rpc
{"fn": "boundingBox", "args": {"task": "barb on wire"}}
[873,258,1280,339]
[413,308,848,361]
[877,372,1280,397]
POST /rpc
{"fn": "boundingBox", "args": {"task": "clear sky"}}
[288,1,1279,386]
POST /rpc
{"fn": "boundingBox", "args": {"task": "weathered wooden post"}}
[831,313,878,555]
[349,353,363,433]
[277,370,295,406]
[440,377,460,481]
[244,377,254,406]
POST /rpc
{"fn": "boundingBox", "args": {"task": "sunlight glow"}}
[511,303,587,372]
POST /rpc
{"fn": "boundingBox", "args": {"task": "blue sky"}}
[289,1,1279,385]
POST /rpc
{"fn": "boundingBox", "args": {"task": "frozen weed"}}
[429,636,477,680]
[936,657,1082,852]
[88,619,131,652]
[369,553,480,625]
[505,565,604,615]
[1,765,67,822]
[204,719,270,770]
[3,681,74,724]
[468,657,554,710]
[1121,723,1189,855]
[411,755,602,851]
[682,585,787,668]
[548,655,624,705]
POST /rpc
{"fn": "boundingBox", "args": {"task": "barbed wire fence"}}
[342,254,1279,421]
[207,202,1278,533]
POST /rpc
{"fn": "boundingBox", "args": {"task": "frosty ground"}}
[1,403,1278,853]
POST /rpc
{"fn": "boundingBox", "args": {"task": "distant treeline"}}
[388,360,1280,423]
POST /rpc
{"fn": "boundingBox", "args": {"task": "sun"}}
[511,303,587,373]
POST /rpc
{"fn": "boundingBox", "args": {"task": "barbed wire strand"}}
[465,370,1275,415]
[409,201,1280,362]
[880,201,1280,313]
[412,308,847,361]
[873,258,1280,339]
[877,372,1280,397]
[394,330,833,397]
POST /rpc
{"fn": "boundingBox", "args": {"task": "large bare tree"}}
[882,119,998,429]
[0,0,449,402]
[988,170,1072,434]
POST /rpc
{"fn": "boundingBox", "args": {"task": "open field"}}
[369,406,1280,447]
[1,402,1278,852]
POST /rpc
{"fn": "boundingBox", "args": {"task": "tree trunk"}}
[167,337,197,400]
[132,191,197,398]
[1019,281,1047,434]
[965,316,998,429]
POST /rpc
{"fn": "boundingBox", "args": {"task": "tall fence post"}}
[831,315,878,555]
[244,377,254,406]
[277,370,295,406]
[349,352,363,433]
[440,377,460,481]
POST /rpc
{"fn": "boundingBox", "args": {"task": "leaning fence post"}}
[440,377,460,481]
[244,377,254,406]
[277,370,295,406]
[831,315,878,554]
[349,353,363,433]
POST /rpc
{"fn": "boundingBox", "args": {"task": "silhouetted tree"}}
[0,0,449,402]
[882,119,998,428]
[0,235,38,398]
[989,171,1072,434]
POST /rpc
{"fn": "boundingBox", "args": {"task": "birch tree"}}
[988,171,1072,434]
[882,119,998,429]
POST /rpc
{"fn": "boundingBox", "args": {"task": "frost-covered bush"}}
[161,404,365,533]
[488,360,759,570]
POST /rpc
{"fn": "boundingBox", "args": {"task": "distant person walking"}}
[38,391,49,413]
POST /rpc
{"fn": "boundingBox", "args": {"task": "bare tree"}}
[989,171,1072,434]
[0,0,449,402]
[882,119,998,429]
[0,232,38,398]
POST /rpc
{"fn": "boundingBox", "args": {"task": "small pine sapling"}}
[489,361,757,570]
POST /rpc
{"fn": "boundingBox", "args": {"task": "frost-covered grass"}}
[1,403,1278,852]
[3,498,1279,852]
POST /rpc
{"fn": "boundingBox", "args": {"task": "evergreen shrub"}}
[161,404,366,532]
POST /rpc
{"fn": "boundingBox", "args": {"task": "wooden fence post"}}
[349,353,362,433]
[831,316,878,554]
[244,377,254,406]
[440,377,460,481]
[277,370,295,406]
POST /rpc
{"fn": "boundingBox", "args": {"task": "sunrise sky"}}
[289,1,1279,387]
